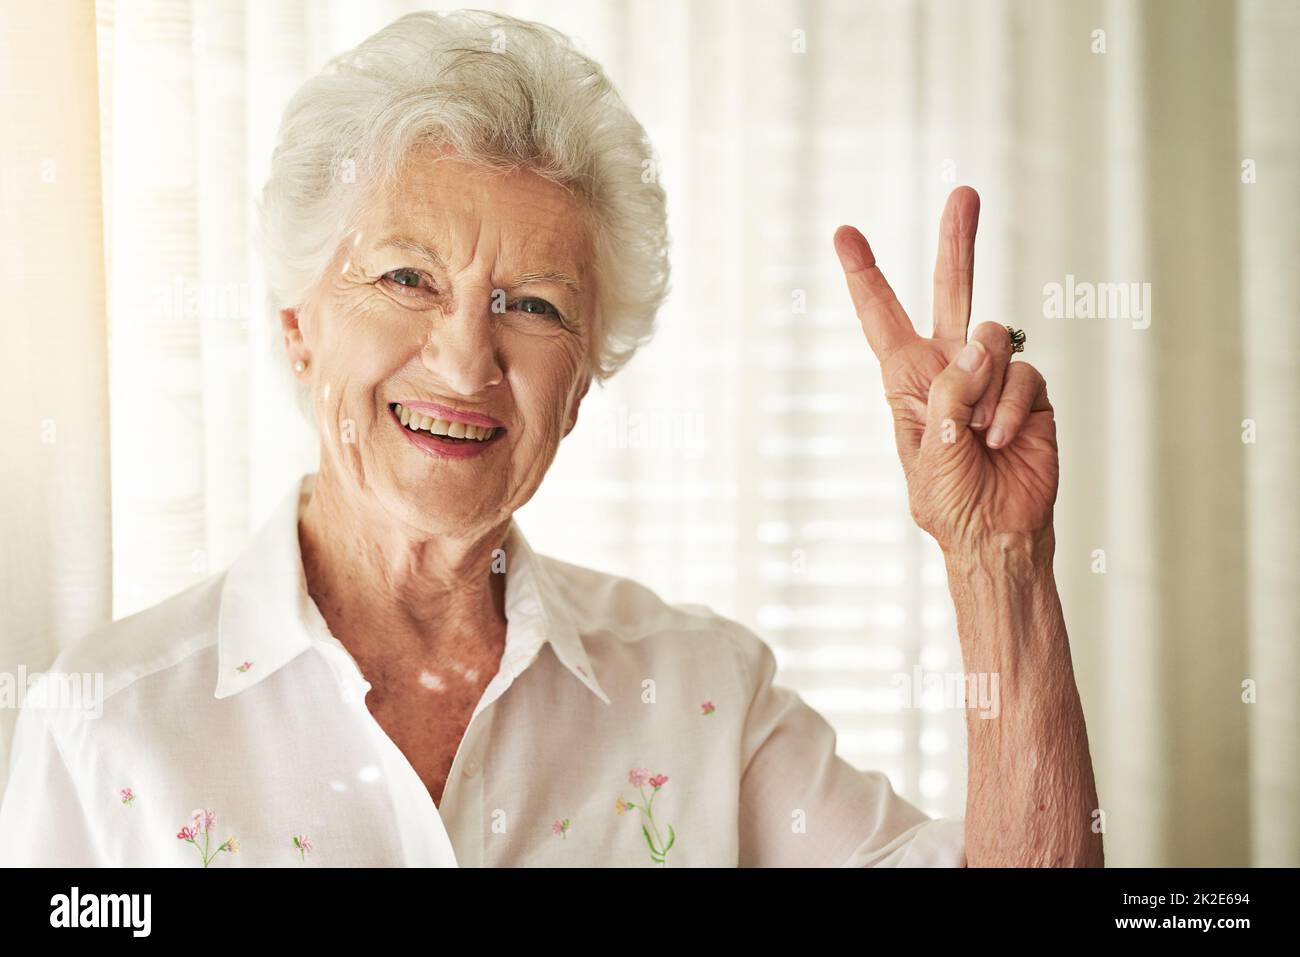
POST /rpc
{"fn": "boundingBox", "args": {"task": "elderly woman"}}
[0,10,1100,868]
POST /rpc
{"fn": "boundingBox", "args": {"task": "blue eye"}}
[386,268,425,289]
[513,297,561,319]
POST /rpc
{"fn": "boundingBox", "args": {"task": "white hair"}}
[257,8,670,391]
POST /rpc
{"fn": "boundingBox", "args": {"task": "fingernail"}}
[957,341,986,372]
[834,229,868,272]
[986,425,1005,447]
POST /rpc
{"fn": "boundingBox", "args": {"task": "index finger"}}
[834,225,918,359]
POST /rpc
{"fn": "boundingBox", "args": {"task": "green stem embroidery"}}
[620,771,676,867]
[640,785,668,862]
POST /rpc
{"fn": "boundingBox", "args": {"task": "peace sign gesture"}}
[834,187,1058,554]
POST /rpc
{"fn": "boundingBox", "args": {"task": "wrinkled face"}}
[282,146,597,538]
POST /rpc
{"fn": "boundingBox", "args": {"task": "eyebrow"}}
[376,236,584,296]
[377,236,447,268]
[510,270,584,295]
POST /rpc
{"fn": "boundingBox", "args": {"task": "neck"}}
[297,468,509,667]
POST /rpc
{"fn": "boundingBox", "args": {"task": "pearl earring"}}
[293,359,307,373]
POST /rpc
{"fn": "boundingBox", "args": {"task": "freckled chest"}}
[360,647,503,807]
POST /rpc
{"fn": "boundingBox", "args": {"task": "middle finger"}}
[931,186,980,343]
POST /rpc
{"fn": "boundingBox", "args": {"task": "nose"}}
[420,296,504,396]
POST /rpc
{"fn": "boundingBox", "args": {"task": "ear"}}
[280,307,309,370]
[563,373,593,438]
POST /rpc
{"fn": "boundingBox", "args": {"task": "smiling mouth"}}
[390,403,503,444]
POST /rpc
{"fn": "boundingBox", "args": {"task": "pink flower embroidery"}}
[552,818,571,838]
[617,768,677,867]
[236,661,253,673]
[120,788,135,806]
[293,835,313,861]
[176,809,237,867]
[700,701,716,716]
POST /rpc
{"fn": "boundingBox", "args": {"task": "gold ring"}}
[1005,326,1026,354]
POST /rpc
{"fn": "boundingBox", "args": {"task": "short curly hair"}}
[257,8,670,386]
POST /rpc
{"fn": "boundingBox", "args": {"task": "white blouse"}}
[0,473,965,867]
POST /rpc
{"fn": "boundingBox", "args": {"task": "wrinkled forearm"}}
[943,530,1104,867]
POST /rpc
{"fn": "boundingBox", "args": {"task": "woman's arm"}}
[834,186,1103,866]
[945,531,1103,866]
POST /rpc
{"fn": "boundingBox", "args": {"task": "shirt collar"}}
[214,473,610,706]
[499,520,611,705]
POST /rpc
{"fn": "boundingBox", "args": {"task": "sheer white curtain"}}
[0,0,113,799]
[2,0,1296,866]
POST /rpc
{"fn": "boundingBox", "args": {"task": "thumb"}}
[924,340,995,437]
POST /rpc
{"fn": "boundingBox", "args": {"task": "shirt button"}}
[463,760,479,779]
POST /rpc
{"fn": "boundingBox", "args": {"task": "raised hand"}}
[833,187,1058,553]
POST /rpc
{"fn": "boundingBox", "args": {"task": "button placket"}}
[439,703,496,868]
[339,663,458,867]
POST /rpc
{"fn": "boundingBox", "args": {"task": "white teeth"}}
[392,404,497,442]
